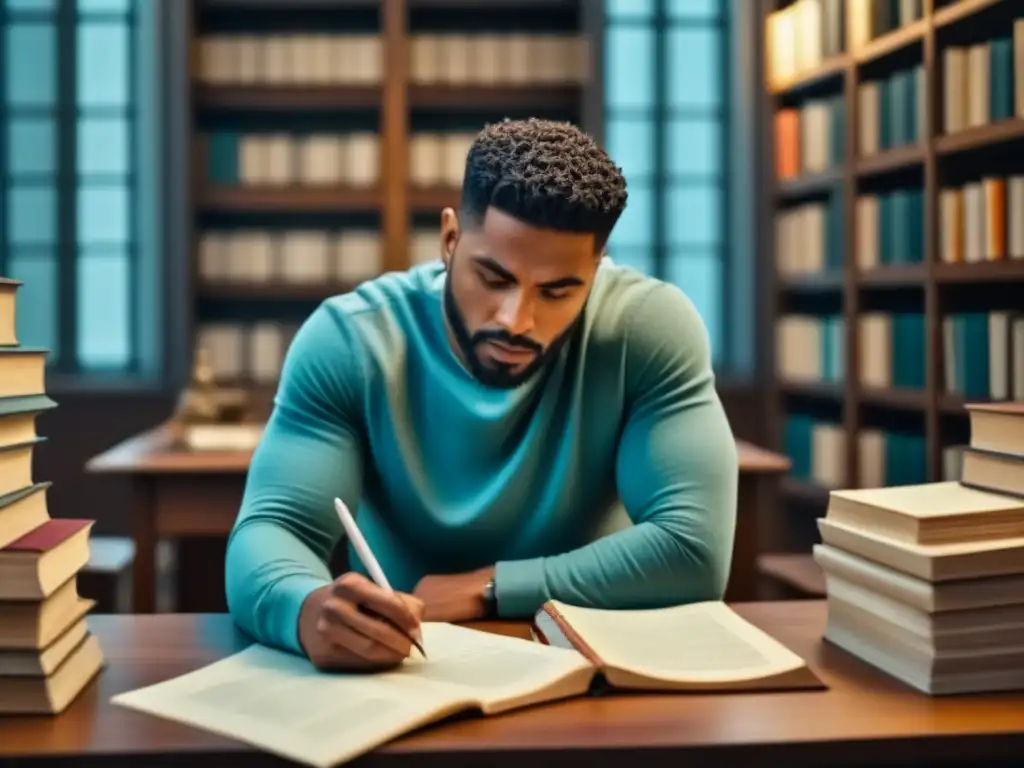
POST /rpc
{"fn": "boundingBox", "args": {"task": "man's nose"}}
[495,291,535,337]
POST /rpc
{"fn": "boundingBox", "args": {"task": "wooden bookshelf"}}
[759,0,1024,594]
[184,0,595,392]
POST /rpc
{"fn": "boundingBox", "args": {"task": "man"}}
[225,118,738,671]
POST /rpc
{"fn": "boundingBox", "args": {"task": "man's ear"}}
[440,207,460,268]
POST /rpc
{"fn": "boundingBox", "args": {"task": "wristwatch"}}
[482,577,498,619]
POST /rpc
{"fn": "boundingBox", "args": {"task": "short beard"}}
[442,265,581,389]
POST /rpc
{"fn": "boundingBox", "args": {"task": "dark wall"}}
[34,392,175,534]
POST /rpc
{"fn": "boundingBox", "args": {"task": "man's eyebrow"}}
[472,256,517,283]
[471,255,584,290]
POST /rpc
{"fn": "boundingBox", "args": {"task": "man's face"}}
[440,207,598,389]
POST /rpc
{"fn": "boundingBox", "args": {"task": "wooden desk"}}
[87,425,790,613]
[2,601,1023,767]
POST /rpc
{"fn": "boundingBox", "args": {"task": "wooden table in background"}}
[2,601,1023,767]
[86,424,790,613]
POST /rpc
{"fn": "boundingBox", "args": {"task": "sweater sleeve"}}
[225,302,368,653]
[493,283,739,616]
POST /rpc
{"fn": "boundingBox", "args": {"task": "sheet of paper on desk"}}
[110,621,593,768]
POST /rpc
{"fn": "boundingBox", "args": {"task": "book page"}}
[830,481,1024,519]
[385,622,593,709]
[550,600,809,685]
[111,643,470,768]
[111,624,593,766]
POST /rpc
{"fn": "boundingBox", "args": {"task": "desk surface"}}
[86,424,791,476]
[1,601,1021,767]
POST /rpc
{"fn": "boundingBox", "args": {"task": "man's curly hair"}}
[459,118,628,250]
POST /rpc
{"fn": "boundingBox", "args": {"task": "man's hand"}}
[298,572,424,671]
[412,566,495,622]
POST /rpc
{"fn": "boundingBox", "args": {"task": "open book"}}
[533,599,824,691]
[112,603,820,768]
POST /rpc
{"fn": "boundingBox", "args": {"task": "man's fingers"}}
[321,597,413,658]
[315,617,403,666]
[397,593,425,623]
[332,575,421,634]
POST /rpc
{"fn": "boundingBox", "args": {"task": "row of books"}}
[773,97,845,179]
[817,402,1024,694]
[199,229,383,287]
[0,278,104,715]
[775,196,844,276]
[780,174,1024,275]
[205,131,480,190]
[197,34,590,88]
[766,0,845,86]
[408,34,589,86]
[858,65,926,155]
[197,229,441,287]
[849,0,924,50]
[777,310,1024,402]
[199,35,382,86]
[855,188,925,269]
[940,176,1024,264]
[765,0,924,86]
[207,132,379,189]
[784,416,929,490]
[776,314,846,385]
[196,322,299,385]
[780,181,1024,274]
[409,133,476,189]
[942,32,1021,136]
[943,312,1024,402]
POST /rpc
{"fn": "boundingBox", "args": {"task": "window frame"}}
[0,0,165,393]
[602,0,734,370]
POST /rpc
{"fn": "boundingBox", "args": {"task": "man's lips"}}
[487,340,536,362]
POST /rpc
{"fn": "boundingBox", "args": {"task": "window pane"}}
[666,184,720,246]
[77,250,129,369]
[605,27,654,110]
[666,0,720,19]
[6,22,56,107]
[606,247,654,276]
[7,250,58,360]
[78,185,129,244]
[606,117,654,181]
[606,0,653,19]
[9,117,55,176]
[9,184,56,245]
[667,117,720,177]
[663,251,722,359]
[77,22,128,107]
[78,117,128,175]
[608,183,653,248]
[667,28,721,109]
[7,0,56,11]
[77,0,130,12]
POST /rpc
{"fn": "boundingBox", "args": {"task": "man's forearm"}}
[225,520,333,653]
[493,512,731,618]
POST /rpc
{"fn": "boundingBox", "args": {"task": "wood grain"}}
[1,602,1023,767]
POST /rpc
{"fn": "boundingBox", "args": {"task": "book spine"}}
[542,605,607,668]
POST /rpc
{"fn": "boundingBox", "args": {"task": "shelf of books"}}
[761,0,1024,595]
[187,0,591,401]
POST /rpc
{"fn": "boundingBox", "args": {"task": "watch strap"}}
[482,578,498,618]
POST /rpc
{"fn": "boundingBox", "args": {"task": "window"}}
[0,0,159,383]
[604,0,729,367]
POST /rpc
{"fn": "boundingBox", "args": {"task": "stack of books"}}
[0,276,105,714]
[815,401,1024,695]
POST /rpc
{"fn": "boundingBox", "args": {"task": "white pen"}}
[333,497,426,657]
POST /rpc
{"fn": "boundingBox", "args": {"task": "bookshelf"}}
[760,0,1024,592]
[184,0,596,400]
